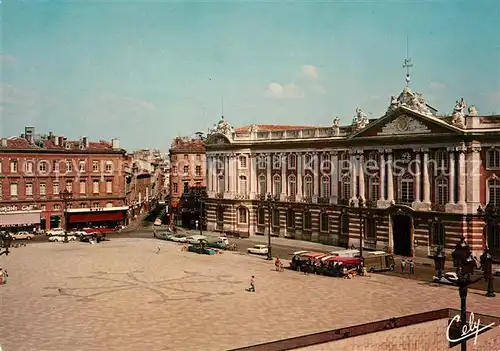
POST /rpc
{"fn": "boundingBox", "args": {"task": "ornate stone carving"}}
[332,117,340,136]
[378,115,431,136]
[386,87,433,116]
[208,117,234,138]
[468,105,478,117]
[249,124,259,133]
[351,108,369,131]
[451,98,466,128]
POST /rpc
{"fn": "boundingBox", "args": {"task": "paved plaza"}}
[1,239,499,351]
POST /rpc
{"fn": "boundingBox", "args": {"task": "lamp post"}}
[198,187,206,236]
[359,212,365,258]
[0,232,12,256]
[477,203,498,298]
[260,193,275,261]
[60,189,73,243]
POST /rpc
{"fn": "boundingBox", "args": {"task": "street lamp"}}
[0,232,12,256]
[60,189,73,243]
[260,193,276,261]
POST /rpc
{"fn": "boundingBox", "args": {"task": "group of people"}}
[401,259,415,274]
[0,268,8,285]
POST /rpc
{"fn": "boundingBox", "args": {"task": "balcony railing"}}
[215,192,224,199]
[395,198,413,206]
[287,195,296,202]
[431,203,446,212]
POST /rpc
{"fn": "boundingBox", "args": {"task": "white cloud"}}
[301,65,319,81]
[265,82,303,99]
[428,81,446,90]
[0,54,18,68]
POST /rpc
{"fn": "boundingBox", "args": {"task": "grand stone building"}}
[204,88,500,260]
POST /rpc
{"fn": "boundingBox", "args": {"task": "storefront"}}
[66,206,129,230]
[0,205,42,232]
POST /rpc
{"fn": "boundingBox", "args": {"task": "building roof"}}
[170,136,205,152]
[1,135,120,152]
[235,124,317,132]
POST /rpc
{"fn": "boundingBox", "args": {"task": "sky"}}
[1,1,500,151]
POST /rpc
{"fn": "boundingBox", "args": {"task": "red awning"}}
[68,211,125,223]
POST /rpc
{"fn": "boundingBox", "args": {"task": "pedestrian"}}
[153,227,157,239]
[0,268,5,285]
[246,276,255,292]
[408,259,415,274]
[401,259,407,274]
[156,244,161,254]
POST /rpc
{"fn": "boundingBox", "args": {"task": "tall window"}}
[105,162,113,173]
[53,182,59,194]
[321,176,330,198]
[92,180,99,194]
[39,183,46,196]
[196,154,201,161]
[304,154,313,170]
[400,173,414,203]
[488,178,500,206]
[340,153,350,171]
[272,209,280,227]
[26,183,33,197]
[273,175,281,196]
[259,174,267,195]
[93,161,99,172]
[195,166,201,176]
[487,225,500,251]
[239,175,247,195]
[183,166,189,175]
[273,154,281,169]
[288,175,296,197]
[218,175,225,193]
[435,150,448,170]
[79,181,86,194]
[320,213,329,232]
[487,148,500,169]
[39,161,48,172]
[341,214,349,234]
[257,155,266,169]
[288,154,296,169]
[365,218,377,239]
[239,156,247,168]
[25,161,34,174]
[66,160,73,172]
[10,183,18,197]
[258,207,265,225]
[304,175,313,197]
[341,175,351,199]
[10,160,18,173]
[370,176,379,202]
[66,180,73,193]
[436,177,448,205]
[106,180,112,193]
[79,161,85,172]
[431,222,445,246]
[238,207,247,224]
[217,207,224,223]
[287,209,295,228]
[173,183,178,193]
[303,212,312,230]
[172,166,178,175]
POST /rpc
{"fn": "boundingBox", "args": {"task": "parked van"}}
[330,249,360,258]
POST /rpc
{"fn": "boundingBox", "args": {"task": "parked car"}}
[46,228,65,236]
[186,235,207,244]
[11,231,35,240]
[157,232,174,241]
[71,231,87,238]
[433,272,458,285]
[171,234,188,243]
[247,244,269,255]
[49,235,77,242]
[80,232,105,242]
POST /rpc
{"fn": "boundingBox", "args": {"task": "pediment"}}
[206,133,231,145]
[349,108,463,139]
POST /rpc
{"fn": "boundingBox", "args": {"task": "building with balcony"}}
[0,126,129,231]
[204,89,500,260]
[168,136,206,212]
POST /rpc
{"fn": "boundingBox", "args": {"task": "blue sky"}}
[1,1,499,151]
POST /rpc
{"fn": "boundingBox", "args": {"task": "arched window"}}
[238,207,247,224]
[341,174,351,200]
[321,153,330,170]
[369,176,379,202]
[341,214,349,234]
[436,176,448,205]
[273,174,281,196]
[304,154,312,169]
[340,152,350,171]
[321,176,330,198]
[218,175,225,193]
[258,174,267,195]
[288,175,296,197]
[488,178,500,206]
[239,175,247,195]
[431,222,445,246]
[435,150,448,170]
[400,173,414,203]
[288,154,297,169]
[367,152,379,170]
[287,208,295,228]
[487,148,500,169]
[320,213,329,232]
[304,175,313,197]
[258,207,265,225]
[303,212,312,230]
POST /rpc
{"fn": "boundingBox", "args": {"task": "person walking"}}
[153,227,157,239]
[246,276,255,292]
[408,259,415,274]
[400,258,407,274]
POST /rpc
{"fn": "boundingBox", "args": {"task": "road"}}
[15,229,500,293]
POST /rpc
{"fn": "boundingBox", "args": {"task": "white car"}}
[247,244,269,255]
[11,231,35,240]
[433,272,458,285]
[186,235,207,244]
[495,268,500,277]
[49,235,77,242]
[171,234,188,243]
[46,228,65,236]
[71,231,87,238]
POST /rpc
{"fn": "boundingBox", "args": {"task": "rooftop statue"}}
[468,105,478,117]
[451,98,466,128]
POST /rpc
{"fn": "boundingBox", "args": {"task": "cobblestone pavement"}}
[1,239,499,351]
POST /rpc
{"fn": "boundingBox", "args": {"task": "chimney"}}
[54,136,59,146]
[82,136,89,148]
[111,138,120,149]
[48,132,53,138]
[59,136,65,148]
[24,126,35,144]
[1,138,7,147]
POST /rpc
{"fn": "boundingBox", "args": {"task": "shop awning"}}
[68,211,125,223]
[0,211,41,227]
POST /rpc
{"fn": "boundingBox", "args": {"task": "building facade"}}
[168,136,206,210]
[0,127,129,231]
[204,89,500,260]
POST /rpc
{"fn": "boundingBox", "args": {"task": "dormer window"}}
[487,148,500,170]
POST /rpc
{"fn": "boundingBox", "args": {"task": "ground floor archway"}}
[392,214,412,257]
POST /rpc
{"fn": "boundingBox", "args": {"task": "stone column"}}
[466,145,481,213]
[422,150,431,204]
[350,152,358,203]
[281,153,286,199]
[387,151,394,202]
[224,155,229,193]
[458,146,466,206]
[448,150,456,204]
[250,154,257,197]
[297,153,303,199]
[358,153,365,204]
[232,154,238,195]
[313,153,319,198]
[379,152,386,201]
[206,156,212,193]
[413,150,421,203]
[266,154,272,195]
[331,152,338,204]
